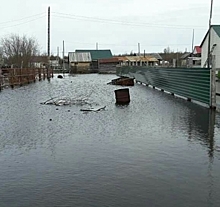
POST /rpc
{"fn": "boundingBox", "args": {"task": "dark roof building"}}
[75,50,113,61]
[180,52,191,60]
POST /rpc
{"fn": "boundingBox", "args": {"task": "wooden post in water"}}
[43,68,45,80]
[33,68,36,83]
[32,69,34,82]
[30,68,33,82]
[27,68,30,84]
[47,67,50,79]
[19,68,22,86]
[38,68,42,81]
[210,55,216,109]
[10,68,15,88]
[0,68,2,91]
[47,7,51,79]
[51,67,54,78]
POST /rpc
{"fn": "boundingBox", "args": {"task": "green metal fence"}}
[116,66,211,105]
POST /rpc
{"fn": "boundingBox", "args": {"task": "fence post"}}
[208,110,215,157]
[43,68,45,80]
[34,69,36,82]
[0,68,2,91]
[210,55,216,109]
[27,68,29,84]
[10,68,14,88]
[19,68,22,86]
[47,67,50,79]
[38,68,41,81]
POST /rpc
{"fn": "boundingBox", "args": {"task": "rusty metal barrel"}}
[114,88,130,104]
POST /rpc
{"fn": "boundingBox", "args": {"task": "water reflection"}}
[183,106,216,158]
[1,75,220,207]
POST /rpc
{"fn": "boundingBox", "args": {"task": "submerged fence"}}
[116,66,216,108]
[0,68,53,91]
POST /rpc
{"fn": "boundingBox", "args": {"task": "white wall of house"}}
[201,28,220,69]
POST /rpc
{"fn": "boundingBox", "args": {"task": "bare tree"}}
[1,34,39,68]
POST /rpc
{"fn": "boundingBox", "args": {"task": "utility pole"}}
[138,43,140,56]
[176,48,178,68]
[48,6,50,77]
[191,29,194,54]
[96,42,98,50]
[56,47,59,69]
[207,0,214,69]
[57,47,59,58]
[63,40,65,73]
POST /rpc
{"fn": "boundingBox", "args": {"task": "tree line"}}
[0,34,41,68]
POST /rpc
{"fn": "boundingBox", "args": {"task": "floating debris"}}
[80,106,106,112]
[57,75,64,79]
[115,88,130,104]
[108,77,134,86]
[41,96,92,106]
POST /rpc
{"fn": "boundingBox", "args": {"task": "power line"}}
[52,12,206,30]
[0,12,45,25]
[0,15,46,29]
[65,41,190,47]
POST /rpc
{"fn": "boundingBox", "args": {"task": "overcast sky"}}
[0,0,220,55]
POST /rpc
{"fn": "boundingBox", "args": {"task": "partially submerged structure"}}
[68,52,92,73]
[75,49,113,72]
[98,57,122,74]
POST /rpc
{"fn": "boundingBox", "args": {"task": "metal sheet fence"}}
[116,66,211,105]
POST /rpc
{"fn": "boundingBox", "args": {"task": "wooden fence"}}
[0,68,53,91]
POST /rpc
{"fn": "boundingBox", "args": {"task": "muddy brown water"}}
[0,74,220,207]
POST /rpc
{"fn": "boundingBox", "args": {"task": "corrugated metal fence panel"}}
[116,66,211,105]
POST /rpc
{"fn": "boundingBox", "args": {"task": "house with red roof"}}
[193,46,201,56]
[181,46,201,67]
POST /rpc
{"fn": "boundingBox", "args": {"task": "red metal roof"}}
[98,57,120,63]
[194,46,201,54]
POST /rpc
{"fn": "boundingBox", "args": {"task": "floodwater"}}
[0,74,220,207]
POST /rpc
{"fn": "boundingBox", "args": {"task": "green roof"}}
[75,50,112,60]
[212,25,220,38]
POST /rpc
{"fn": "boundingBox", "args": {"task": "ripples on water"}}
[0,74,220,207]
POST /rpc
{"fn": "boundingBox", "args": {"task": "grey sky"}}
[0,0,220,55]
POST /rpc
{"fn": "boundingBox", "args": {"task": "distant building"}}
[189,46,201,67]
[68,52,92,73]
[49,60,60,69]
[31,56,48,68]
[180,46,201,68]
[142,53,163,62]
[75,49,113,71]
[116,56,158,67]
[98,57,122,74]
[30,56,61,69]
[200,25,220,68]
[193,46,202,55]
